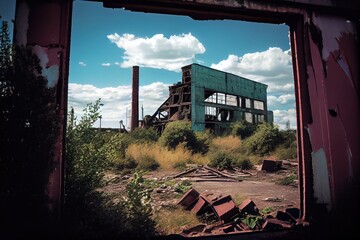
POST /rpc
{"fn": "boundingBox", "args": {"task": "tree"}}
[0,20,59,236]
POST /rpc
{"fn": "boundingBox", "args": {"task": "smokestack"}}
[131,66,139,131]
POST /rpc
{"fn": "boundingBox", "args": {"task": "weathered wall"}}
[190,63,268,132]
[14,0,73,217]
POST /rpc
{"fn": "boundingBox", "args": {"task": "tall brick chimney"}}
[131,66,139,131]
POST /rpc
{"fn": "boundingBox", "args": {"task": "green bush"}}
[129,127,159,144]
[274,142,297,160]
[64,101,155,239]
[159,120,198,152]
[230,120,256,139]
[135,155,160,171]
[243,123,281,156]
[208,151,235,170]
[194,130,212,154]
[234,158,253,170]
[65,100,109,210]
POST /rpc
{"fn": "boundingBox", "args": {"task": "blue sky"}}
[1,0,296,130]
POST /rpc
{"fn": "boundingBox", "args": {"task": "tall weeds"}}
[126,143,208,171]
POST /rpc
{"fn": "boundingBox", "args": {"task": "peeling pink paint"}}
[312,14,356,60]
[306,13,360,211]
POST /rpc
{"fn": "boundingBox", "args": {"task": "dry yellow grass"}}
[126,143,209,170]
[154,206,201,235]
[211,135,241,152]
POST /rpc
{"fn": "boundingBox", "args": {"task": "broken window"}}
[226,94,238,107]
[245,98,251,108]
[245,112,253,123]
[254,100,264,110]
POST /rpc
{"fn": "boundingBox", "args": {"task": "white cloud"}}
[107,33,206,72]
[273,109,297,130]
[211,47,293,93]
[68,82,170,129]
[79,61,86,67]
[101,63,111,67]
[267,94,295,109]
[211,47,297,129]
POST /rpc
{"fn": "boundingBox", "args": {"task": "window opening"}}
[65,1,300,238]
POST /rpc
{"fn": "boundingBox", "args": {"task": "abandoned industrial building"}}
[143,63,273,134]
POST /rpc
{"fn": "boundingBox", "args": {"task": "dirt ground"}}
[102,159,299,213]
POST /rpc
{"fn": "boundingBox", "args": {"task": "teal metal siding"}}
[190,64,267,101]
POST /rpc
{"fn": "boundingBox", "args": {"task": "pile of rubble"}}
[177,188,304,237]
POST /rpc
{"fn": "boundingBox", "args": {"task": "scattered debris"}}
[263,197,283,202]
[171,165,251,182]
[261,159,283,172]
[177,188,304,237]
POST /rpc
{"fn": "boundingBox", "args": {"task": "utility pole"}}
[141,104,144,120]
[99,115,102,131]
[125,107,128,129]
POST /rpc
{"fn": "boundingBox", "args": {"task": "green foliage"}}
[208,151,235,170]
[241,215,264,230]
[279,129,296,148]
[121,172,155,238]
[230,120,256,139]
[1,21,58,229]
[234,158,253,170]
[243,123,282,156]
[275,174,298,185]
[63,172,155,239]
[261,207,274,215]
[0,20,11,70]
[174,180,192,194]
[65,102,155,239]
[130,127,159,144]
[65,99,108,209]
[159,120,198,152]
[194,130,212,154]
[274,142,297,160]
[134,154,160,171]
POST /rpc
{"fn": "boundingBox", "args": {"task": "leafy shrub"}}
[194,130,212,154]
[234,158,253,170]
[159,120,198,152]
[129,127,159,144]
[62,172,155,239]
[274,143,297,160]
[122,172,155,237]
[241,215,264,230]
[230,120,256,139]
[65,100,109,210]
[65,101,155,238]
[208,151,235,170]
[243,123,281,156]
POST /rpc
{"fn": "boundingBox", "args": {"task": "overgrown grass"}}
[154,206,202,235]
[211,135,242,153]
[126,143,209,171]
